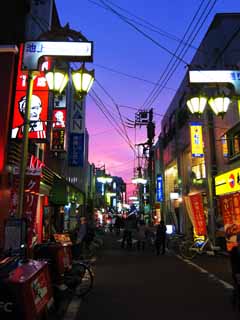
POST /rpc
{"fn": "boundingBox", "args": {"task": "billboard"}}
[11,44,49,141]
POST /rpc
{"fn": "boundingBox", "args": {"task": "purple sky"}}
[55,0,240,194]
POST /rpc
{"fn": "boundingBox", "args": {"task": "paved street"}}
[64,232,239,320]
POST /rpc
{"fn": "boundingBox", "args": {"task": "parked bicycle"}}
[167,233,185,254]
[33,242,94,300]
[179,236,221,260]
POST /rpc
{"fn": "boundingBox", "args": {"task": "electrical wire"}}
[97,0,189,65]
[87,0,205,53]
[89,90,136,153]
[143,0,216,109]
[95,79,135,151]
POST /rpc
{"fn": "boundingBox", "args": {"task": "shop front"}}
[215,167,240,251]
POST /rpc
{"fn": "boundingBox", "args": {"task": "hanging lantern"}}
[72,64,95,97]
[186,95,208,114]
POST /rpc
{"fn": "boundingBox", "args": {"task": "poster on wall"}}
[219,192,240,251]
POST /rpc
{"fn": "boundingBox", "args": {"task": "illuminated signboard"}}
[51,129,66,151]
[215,167,240,195]
[52,109,66,128]
[189,70,240,94]
[22,41,93,70]
[11,44,49,140]
[221,135,229,158]
[156,175,163,202]
[190,122,204,158]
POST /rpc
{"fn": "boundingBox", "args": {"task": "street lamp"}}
[44,68,69,94]
[45,63,95,98]
[72,63,95,98]
[186,92,232,244]
[186,93,231,118]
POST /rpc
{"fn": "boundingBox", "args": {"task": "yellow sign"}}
[221,135,228,158]
[215,168,240,195]
[190,122,204,157]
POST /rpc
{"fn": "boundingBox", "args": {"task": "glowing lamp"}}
[132,177,147,184]
[97,176,113,184]
[186,96,208,114]
[72,64,95,97]
[45,69,69,94]
[208,96,231,118]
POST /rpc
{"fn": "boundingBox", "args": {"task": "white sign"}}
[22,41,93,70]
[189,70,240,94]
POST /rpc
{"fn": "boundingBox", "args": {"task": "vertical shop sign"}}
[50,103,67,152]
[9,168,41,247]
[190,122,204,158]
[221,134,228,158]
[220,193,240,251]
[68,98,85,167]
[68,133,84,167]
[156,175,163,202]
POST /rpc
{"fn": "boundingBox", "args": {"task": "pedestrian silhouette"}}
[155,220,167,255]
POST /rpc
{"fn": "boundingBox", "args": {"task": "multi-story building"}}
[0,0,94,249]
[154,13,240,248]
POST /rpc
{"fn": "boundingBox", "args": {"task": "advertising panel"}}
[190,122,204,158]
[215,167,240,195]
[11,44,49,141]
[220,193,240,251]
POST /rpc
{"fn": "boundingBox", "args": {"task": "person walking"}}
[155,220,167,255]
[136,220,147,251]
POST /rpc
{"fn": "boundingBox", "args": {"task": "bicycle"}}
[33,242,94,300]
[179,236,221,260]
[166,233,185,254]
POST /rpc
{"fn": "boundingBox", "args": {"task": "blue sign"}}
[156,175,164,202]
[68,133,84,167]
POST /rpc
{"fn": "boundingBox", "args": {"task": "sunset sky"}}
[55,0,240,197]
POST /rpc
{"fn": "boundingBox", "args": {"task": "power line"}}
[97,0,189,65]
[93,63,176,91]
[87,0,205,53]
[143,0,217,109]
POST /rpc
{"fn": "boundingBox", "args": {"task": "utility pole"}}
[147,108,155,219]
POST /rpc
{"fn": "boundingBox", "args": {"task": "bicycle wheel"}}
[74,263,94,297]
[179,240,197,259]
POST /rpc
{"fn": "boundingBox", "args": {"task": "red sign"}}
[31,267,52,314]
[220,193,240,251]
[187,193,207,236]
[52,108,66,128]
[11,44,49,141]
[9,171,41,247]
[0,49,17,172]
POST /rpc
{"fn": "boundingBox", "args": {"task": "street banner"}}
[184,193,207,236]
[220,193,240,251]
[188,193,207,236]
